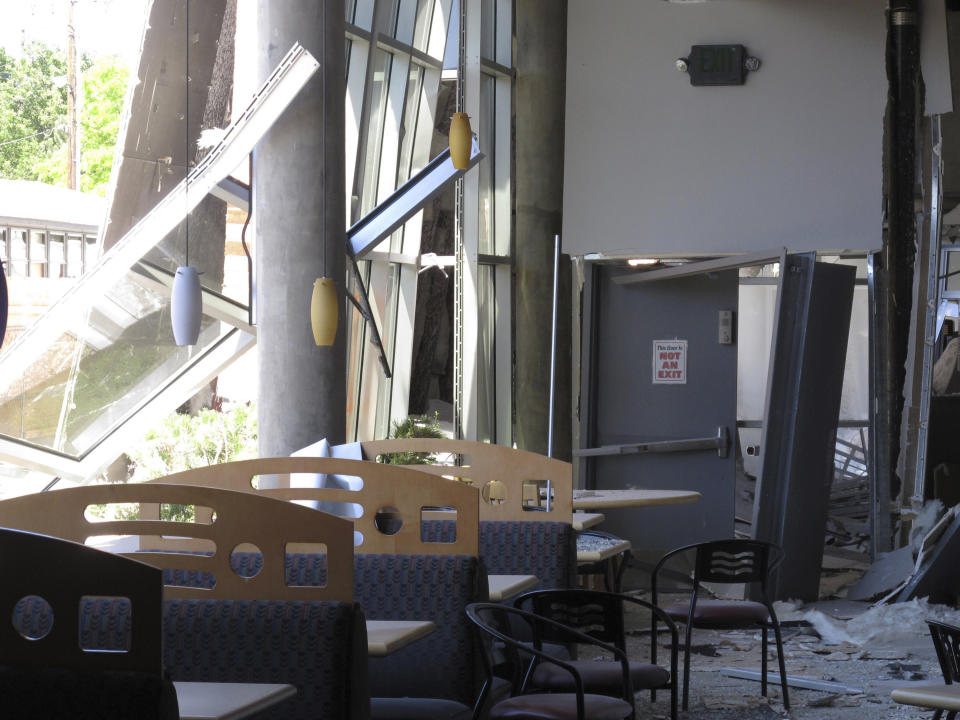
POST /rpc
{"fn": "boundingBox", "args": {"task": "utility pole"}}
[66,0,80,190]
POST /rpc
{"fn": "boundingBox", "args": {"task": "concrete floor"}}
[597,594,953,719]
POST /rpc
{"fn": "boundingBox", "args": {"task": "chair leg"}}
[682,622,693,711]
[772,622,790,710]
[761,626,768,696]
[932,709,943,720]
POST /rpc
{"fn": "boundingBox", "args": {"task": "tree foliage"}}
[0,42,127,195]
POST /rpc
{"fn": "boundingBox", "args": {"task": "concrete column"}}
[513,0,571,459]
[255,0,346,456]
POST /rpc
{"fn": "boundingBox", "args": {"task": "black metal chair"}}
[651,538,789,711]
[465,602,635,720]
[928,620,960,719]
[515,588,678,720]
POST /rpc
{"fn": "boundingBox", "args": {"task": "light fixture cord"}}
[321,2,327,278]
[184,0,190,267]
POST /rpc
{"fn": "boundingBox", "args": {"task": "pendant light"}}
[449,112,472,169]
[310,5,338,347]
[171,0,201,346]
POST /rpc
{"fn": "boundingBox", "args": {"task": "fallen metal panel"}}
[0,43,318,387]
[348,138,483,258]
[752,254,857,601]
[612,249,783,286]
[719,668,863,695]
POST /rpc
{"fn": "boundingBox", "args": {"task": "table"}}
[175,681,296,720]
[891,684,960,712]
[488,573,538,601]
[576,536,632,563]
[572,512,605,530]
[572,488,701,509]
[366,619,436,656]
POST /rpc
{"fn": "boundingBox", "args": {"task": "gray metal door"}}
[579,265,738,560]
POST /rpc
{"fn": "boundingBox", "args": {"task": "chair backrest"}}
[928,619,960,684]
[149,457,480,556]
[358,438,573,522]
[0,483,355,601]
[693,539,776,588]
[516,588,625,650]
[0,527,162,675]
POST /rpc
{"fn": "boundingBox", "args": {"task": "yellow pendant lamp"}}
[449,112,472,169]
[311,277,338,346]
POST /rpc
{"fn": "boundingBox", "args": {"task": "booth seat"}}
[422,519,577,590]
[15,594,369,720]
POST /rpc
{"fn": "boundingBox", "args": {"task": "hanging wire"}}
[184,0,190,267]
[321,1,327,278]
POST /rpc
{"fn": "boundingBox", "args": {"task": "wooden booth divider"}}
[0,483,355,601]
[147,456,480,556]
[356,438,573,523]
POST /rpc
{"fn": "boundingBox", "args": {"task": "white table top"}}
[572,512,605,530]
[366,619,437,656]
[487,573,539,601]
[175,681,296,720]
[572,488,702,509]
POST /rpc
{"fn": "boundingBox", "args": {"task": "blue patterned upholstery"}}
[479,521,576,590]
[31,597,369,720]
[156,551,328,590]
[354,554,488,706]
[164,599,369,720]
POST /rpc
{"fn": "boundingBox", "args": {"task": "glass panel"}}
[0,462,55,500]
[83,236,98,274]
[480,0,495,59]
[0,229,6,267]
[737,283,777,422]
[393,0,416,45]
[48,235,65,279]
[29,231,46,277]
[9,230,26,277]
[351,0,375,31]
[346,0,357,23]
[413,0,436,53]
[945,249,960,294]
[477,264,495,442]
[375,263,401,436]
[478,74,495,254]
[66,236,83,278]
[360,51,394,217]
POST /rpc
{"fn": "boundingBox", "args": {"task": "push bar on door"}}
[574,426,730,459]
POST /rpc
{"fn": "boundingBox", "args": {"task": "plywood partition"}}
[0,484,355,601]
[357,439,573,522]
[150,457,480,556]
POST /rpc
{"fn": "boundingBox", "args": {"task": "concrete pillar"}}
[255,1,346,456]
[513,0,571,459]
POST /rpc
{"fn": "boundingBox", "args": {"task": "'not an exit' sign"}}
[653,340,687,385]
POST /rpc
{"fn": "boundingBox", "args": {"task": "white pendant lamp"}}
[172,265,201,345]
[173,0,201,347]
[449,112,472,169]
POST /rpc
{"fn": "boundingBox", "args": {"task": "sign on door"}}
[653,340,687,384]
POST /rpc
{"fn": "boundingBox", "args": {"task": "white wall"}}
[563,0,887,257]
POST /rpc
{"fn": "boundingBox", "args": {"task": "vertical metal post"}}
[547,234,560,458]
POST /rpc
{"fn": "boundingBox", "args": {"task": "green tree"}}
[35,53,128,195]
[0,43,68,180]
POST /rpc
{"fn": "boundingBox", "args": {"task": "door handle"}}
[574,426,730,459]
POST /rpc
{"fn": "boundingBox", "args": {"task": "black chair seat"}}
[662,599,770,627]
[489,693,633,720]
[531,660,670,694]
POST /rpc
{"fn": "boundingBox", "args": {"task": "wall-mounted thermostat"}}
[718,310,735,345]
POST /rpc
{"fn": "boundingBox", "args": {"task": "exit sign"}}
[686,45,747,86]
